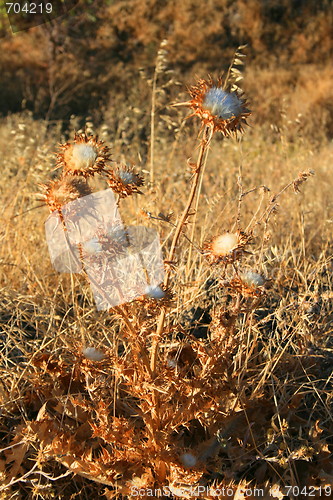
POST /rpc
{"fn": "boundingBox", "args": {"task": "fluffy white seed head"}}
[203,88,243,119]
[83,347,105,361]
[71,144,98,170]
[212,233,238,256]
[242,271,265,287]
[145,285,165,300]
[82,237,103,255]
[118,169,140,185]
[180,452,197,468]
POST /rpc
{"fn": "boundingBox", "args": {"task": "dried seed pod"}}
[184,76,250,136]
[57,132,111,178]
[38,176,92,213]
[203,230,251,264]
[226,272,267,298]
[106,164,144,198]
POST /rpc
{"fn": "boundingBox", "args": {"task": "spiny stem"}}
[150,126,213,374]
[186,127,214,273]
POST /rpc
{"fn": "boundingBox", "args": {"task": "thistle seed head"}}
[211,233,239,256]
[203,231,251,264]
[203,87,243,119]
[106,164,144,198]
[38,176,92,213]
[186,77,250,136]
[180,452,197,468]
[82,347,105,362]
[57,132,111,178]
[241,271,265,287]
[145,285,166,300]
[70,143,98,170]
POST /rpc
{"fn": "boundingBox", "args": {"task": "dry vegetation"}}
[0,1,333,499]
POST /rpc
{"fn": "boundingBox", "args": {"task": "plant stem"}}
[186,127,214,274]
[149,69,158,185]
[150,126,213,374]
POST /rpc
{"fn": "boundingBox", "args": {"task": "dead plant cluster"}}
[0,49,333,499]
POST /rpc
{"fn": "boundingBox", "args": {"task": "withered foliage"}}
[2,301,333,498]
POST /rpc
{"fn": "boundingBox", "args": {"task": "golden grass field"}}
[0,19,333,500]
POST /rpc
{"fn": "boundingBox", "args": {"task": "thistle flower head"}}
[212,233,239,256]
[186,77,250,136]
[106,164,144,198]
[204,230,251,264]
[227,271,267,298]
[241,271,265,287]
[118,168,141,185]
[57,132,111,178]
[38,176,92,213]
[71,144,98,170]
[82,347,105,362]
[145,285,166,300]
[137,284,173,311]
[203,87,243,119]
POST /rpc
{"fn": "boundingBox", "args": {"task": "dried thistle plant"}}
[152,47,252,373]
[105,163,144,198]
[3,48,328,500]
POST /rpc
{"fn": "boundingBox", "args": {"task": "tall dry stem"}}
[149,69,157,185]
[186,129,215,272]
[149,40,168,184]
[150,125,213,374]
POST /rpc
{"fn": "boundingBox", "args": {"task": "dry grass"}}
[0,59,333,500]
